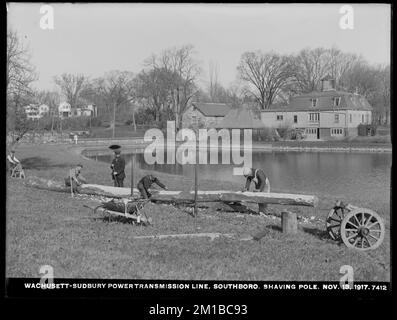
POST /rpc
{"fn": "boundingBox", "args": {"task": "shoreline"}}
[77,141,392,157]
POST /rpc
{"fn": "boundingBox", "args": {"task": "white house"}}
[58,102,72,118]
[38,104,50,116]
[72,104,97,117]
[261,77,372,140]
[23,105,41,120]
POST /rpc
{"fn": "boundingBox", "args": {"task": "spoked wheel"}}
[326,206,347,241]
[341,208,385,251]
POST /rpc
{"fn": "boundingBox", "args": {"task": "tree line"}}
[7,29,390,142]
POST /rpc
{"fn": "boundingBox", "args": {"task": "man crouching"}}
[242,167,270,214]
[137,174,168,199]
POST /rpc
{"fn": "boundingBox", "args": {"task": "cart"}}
[326,200,385,251]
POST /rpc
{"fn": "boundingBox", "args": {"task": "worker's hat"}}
[109,144,121,154]
[242,167,252,177]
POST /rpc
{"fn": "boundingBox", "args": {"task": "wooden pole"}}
[130,152,135,196]
[112,103,116,139]
[194,128,198,217]
[281,211,297,234]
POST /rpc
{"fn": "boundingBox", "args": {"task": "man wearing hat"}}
[111,148,126,187]
[242,167,270,214]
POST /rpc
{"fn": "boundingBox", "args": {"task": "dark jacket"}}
[111,156,126,179]
[245,168,268,191]
[138,175,166,190]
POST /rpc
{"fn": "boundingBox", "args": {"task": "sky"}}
[7,3,391,92]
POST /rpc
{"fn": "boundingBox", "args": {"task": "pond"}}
[87,150,391,205]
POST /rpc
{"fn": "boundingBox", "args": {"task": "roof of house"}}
[192,102,231,117]
[262,91,372,112]
[215,106,265,129]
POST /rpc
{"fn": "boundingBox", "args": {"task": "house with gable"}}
[260,76,373,140]
[182,102,231,128]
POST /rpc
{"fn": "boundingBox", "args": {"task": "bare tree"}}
[144,44,201,129]
[7,30,37,145]
[54,73,88,109]
[92,71,136,138]
[237,51,293,110]
[289,48,331,93]
[34,90,61,134]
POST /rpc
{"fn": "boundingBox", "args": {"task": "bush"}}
[89,117,102,127]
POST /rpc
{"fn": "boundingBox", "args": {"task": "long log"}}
[25,176,319,207]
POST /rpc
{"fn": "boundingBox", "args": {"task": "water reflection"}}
[88,151,391,203]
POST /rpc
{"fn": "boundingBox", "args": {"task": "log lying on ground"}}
[132,233,235,241]
[25,176,319,207]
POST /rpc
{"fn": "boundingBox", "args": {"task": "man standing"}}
[137,174,168,199]
[111,148,126,187]
[242,167,270,214]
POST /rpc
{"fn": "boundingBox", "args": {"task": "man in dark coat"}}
[137,174,167,199]
[111,149,126,187]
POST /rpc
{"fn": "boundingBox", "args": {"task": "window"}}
[331,128,344,136]
[365,114,369,123]
[333,97,341,107]
[349,114,352,123]
[305,128,317,134]
[293,115,298,123]
[276,115,283,121]
[311,98,318,108]
[334,114,339,123]
[362,114,365,123]
[309,113,319,122]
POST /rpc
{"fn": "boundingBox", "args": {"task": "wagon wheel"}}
[340,208,385,251]
[326,206,347,241]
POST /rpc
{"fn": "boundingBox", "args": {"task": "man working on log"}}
[137,174,168,199]
[242,167,270,193]
[64,164,86,191]
[7,149,21,176]
[242,167,270,214]
[111,148,126,187]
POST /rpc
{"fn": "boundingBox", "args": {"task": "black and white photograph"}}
[5,3,391,302]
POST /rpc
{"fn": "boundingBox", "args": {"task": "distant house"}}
[182,102,231,128]
[23,104,41,120]
[261,76,373,140]
[38,104,49,116]
[215,106,265,129]
[72,104,97,117]
[59,102,72,118]
[215,106,266,140]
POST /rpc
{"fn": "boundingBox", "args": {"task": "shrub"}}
[89,117,102,127]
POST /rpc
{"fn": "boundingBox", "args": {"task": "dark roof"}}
[262,91,372,112]
[215,107,265,129]
[321,75,334,81]
[192,102,231,117]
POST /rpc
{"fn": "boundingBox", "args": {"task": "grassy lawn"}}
[6,143,390,281]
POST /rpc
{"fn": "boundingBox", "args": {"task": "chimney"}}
[321,76,336,91]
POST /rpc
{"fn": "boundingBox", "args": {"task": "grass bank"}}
[6,143,390,281]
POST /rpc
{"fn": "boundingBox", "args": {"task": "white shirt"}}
[7,154,20,165]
